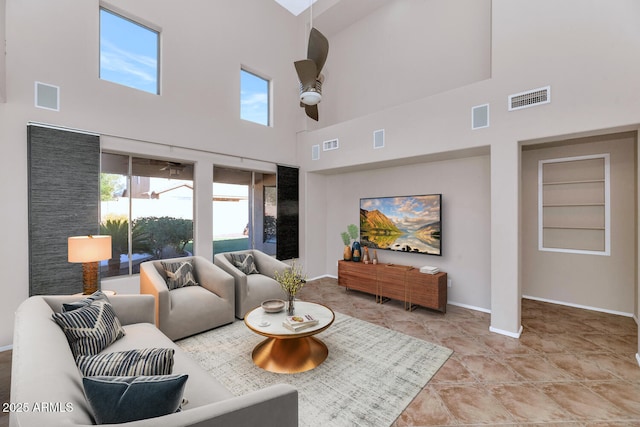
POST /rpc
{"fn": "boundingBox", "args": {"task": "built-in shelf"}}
[538,153,610,256]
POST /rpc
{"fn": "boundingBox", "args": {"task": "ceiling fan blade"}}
[294,59,318,88]
[307,28,329,74]
[305,104,319,121]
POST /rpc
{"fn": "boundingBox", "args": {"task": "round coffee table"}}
[244,301,335,373]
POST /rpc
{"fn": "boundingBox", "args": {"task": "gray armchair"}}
[140,255,235,340]
[214,250,289,319]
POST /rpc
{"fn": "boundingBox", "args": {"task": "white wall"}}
[298,0,640,336]
[521,133,637,315]
[317,154,492,311]
[2,0,640,348]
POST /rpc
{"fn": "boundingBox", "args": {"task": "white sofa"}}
[10,294,298,426]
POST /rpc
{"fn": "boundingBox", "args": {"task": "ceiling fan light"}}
[300,91,322,106]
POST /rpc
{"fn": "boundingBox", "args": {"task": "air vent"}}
[323,138,339,151]
[311,144,320,161]
[373,129,385,149]
[509,86,550,111]
[35,81,60,111]
[471,104,489,129]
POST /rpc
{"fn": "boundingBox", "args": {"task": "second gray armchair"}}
[140,255,235,340]
[214,250,289,319]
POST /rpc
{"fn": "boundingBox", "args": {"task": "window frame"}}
[240,68,271,126]
[99,6,161,95]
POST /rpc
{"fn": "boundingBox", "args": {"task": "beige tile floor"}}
[297,277,640,426]
[1,277,638,427]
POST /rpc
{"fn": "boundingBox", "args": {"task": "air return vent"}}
[471,104,489,129]
[373,129,385,149]
[35,81,60,111]
[509,86,550,111]
[323,138,339,151]
[311,144,320,161]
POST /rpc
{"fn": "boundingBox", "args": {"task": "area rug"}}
[176,312,452,427]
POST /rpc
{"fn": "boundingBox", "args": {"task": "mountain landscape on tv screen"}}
[359,195,441,255]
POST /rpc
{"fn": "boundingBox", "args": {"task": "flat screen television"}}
[360,194,442,256]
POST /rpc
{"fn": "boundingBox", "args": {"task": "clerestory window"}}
[99,7,160,95]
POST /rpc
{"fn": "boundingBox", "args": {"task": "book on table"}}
[282,314,319,331]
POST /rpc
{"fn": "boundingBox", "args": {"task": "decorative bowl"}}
[261,299,285,313]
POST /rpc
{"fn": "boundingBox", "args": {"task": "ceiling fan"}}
[294,24,329,121]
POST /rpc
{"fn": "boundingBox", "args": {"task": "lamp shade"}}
[68,235,112,263]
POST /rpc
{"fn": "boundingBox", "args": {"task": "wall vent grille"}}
[311,144,320,161]
[509,86,550,111]
[35,81,60,111]
[323,138,339,151]
[373,129,385,149]
[471,104,489,129]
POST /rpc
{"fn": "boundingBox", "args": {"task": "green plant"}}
[274,262,307,296]
[347,223,359,241]
[340,231,350,246]
[134,216,193,259]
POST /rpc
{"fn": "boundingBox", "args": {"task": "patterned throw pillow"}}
[230,253,259,275]
[52,300,126,358]
[76,348,175,377]
[62,290,109,312]
[82,374,188,424]
[161,260,198,290]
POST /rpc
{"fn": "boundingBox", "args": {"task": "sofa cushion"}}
[83,374,188,424]
[76,348,175,377]
[230,253,259,275]
[62,290,110,312]
[162,260,199,290]
[52,300,125,358]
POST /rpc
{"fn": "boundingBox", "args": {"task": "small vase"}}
[343,245,352,261]
[362,247,370,264]
[287,293,295,315]
[352,241,361,262]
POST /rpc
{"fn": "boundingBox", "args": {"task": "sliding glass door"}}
[213,167,276,256]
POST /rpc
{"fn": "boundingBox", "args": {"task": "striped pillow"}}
[162,260,198,290]
[52,300,125,358]
[62,290,109,312]
[230,253,259,275]
[76,348,174,377]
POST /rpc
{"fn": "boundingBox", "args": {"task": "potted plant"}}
[341,231,352,260]
[274,262,307,315]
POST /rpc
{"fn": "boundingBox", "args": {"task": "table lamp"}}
[68,235,112,294]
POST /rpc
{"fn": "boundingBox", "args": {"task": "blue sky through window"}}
[100,9,159,94]
[240,69,269,126]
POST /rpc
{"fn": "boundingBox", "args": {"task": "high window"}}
[100,153,194,277]
[99,8,160,94]
[240,69,270,126]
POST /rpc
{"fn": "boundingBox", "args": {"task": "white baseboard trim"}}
[636,353,640,368]
[522,294,634,318]
[0,344,13,353]
[489,325,523,339]
[448,300,491,314]
[308,274,336,281]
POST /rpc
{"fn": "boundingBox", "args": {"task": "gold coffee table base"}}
[252,336,329,373]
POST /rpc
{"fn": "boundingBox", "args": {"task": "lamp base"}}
[82,261,99,295]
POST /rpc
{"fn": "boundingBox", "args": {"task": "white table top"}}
[245,301,335,337]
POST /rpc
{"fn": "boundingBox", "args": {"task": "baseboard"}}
[448,300,491,314]
[0,344,13,353]
[636,353,640,367]
[489,325,523,339]
[308,274,336,281]
[522,295,634,318]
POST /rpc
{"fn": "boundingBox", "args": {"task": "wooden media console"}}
[337,260,447,313]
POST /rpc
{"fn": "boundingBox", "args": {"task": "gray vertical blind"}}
[28,125,100,295]
[276,165,299,260]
